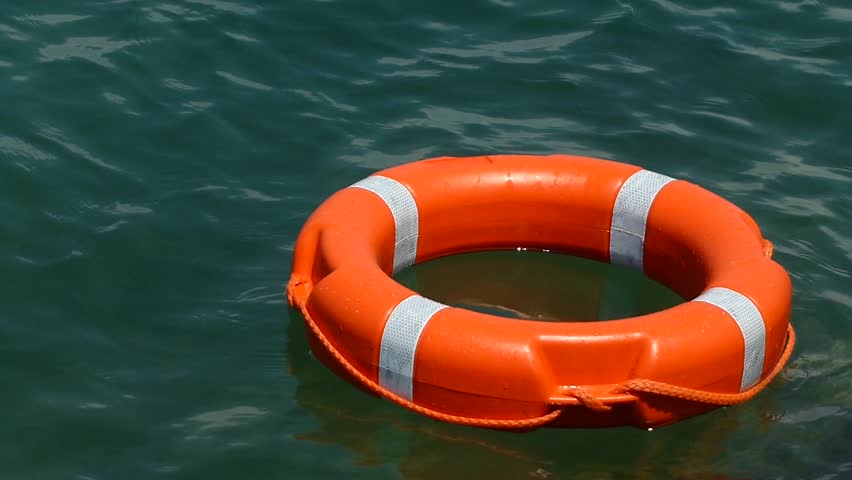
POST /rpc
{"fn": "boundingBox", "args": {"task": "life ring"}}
[286,154,795,430]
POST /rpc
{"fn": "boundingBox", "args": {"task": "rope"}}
[289,280,795,430]
[561,386,612,412]
[762,239,774,258]
[615,324,796,405]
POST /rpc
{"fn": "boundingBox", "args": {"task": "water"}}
[395,251,684,322]
[1,0,850,478]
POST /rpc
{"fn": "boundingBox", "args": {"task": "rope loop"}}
[561,386,612,412]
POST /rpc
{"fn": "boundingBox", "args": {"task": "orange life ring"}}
[287,154,795,430]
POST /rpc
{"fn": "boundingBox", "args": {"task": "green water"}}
[2,1,850,478]
[395,251,684,321]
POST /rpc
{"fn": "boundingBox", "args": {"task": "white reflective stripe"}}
[693,287,766,391]
[378,295,448,401]
[609,170,675,271]
[349,175,419,274]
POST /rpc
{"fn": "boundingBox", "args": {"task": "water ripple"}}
[820,225,852,262]
[730,42,834,66]
[822,291,852,308]
[186,0,258,16]
[0,136,55,162]
[639,119,695,137]
[777,1,818,14]
[216,70,274,91]
[40,36,143,69]
[103,202,153,215]
[588,56,654,74]
[592,4,634,24]
[224,31,259,43]
[289,89,358,113]
[746,150,850,183]
[16,14,89,26]
[649,0,736,18]
[423,30,593,64]
[825,7,852,22]
[0,23,29,41]
[163,78,197,91]
[185,405,267,433]
[144,4,204,23]
[780,405,846,425]
[691,110,753,128]
[237,188,280,202]
[37,125,122,172]
[766,196,836,219]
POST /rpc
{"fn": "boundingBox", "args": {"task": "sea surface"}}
[2,1,851,478]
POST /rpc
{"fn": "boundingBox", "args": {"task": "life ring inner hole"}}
[393,249,682,322]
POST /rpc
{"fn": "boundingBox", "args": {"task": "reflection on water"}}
[287,251,773,478]
[395,249,683,321]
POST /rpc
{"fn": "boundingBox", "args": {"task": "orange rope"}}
[615,324,796,405]
[762,239,774,258]
[291,285,795,430]
[561,386,613,412]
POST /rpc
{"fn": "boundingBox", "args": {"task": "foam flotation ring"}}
[286,154,795,430]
